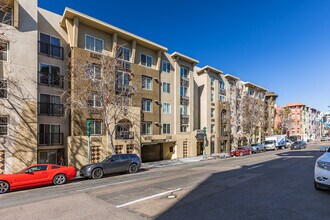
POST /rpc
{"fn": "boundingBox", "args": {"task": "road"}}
[0,142,329,220]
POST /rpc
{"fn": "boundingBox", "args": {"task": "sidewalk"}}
[141,153,231,169]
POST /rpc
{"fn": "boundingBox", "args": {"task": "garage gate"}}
[141,144,163,162]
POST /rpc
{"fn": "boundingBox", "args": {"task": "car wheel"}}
[240,152,243,157]
[314,181,321,190]
[91,168,104,179]
[128,163,138,174]
[0,181,10,194]
[53,174,67,185]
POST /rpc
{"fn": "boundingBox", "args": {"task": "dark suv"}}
[80,154,141,179]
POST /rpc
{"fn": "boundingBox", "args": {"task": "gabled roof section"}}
[265,92,278,98]
[171,52,199,65]
[60,8,167,52]
[197,65,223,75]
[224,74,240,81]
[243,81,267,92]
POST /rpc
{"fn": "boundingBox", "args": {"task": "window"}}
[162,82,170,93]
[51,166,60,169]
[25,165,48,173]
[211,124,215,133]
[39,64,62,87]
[38,124,61,145]
[142,76,152,90]
[219,95,225,102]
[162,60,170,73]
[180,86,188,97]
[163,124,171,134]
[86,63,102,80]
[87,93,101,108]
[210,77,215,87]
[211,93,214,102]
[0,79,7,98]
[162,103,171,114]
[142,122,152,135]
[140,53,152,67]
[142,99,152,112]
[0,41,8,61]
[115,145,123,154]
[219,80,225,89]
[85,35,103,53]
[39,94,62,115]
[117,47,130,61]
[39,33,62,58]
[88,120,102,135]
[248,89,254,96]
[180,67,189,78]
[0,117,8,136]
[0,5,12,25]
[211,108,215,117]
[180,126,187,132]
[180,105,188,115]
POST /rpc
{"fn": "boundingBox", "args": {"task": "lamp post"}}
[86,120,91,164]
[203,127,207,160]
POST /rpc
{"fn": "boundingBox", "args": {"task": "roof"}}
[265,92,278,97]
[197,65,223,75]
[243,82,267,91]
[224,74,240,81]
[171,52,199,64]
[285,102,305,107]
[60,8,167,52]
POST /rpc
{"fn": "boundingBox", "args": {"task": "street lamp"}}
[203,127,207,160]
[86,120,91,164]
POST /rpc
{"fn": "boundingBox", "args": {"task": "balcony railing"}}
[38,41,64,60]
[180,96,189,105]
[219,88,226,95]
[38,133,63,145]
[115,82,134,94]
[38,103,64,116]
[181,115,189,125]
[38,72,64,88]
[180,76,189,87]
[115,131,134,139]
[116,60,132,72]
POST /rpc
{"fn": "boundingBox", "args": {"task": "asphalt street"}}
[0,142,329,220]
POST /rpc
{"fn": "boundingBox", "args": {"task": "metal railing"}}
[180,96,189,105]
[115,131,134,139]
[38,41,64,60]
[180,76,189,87]
[38,103,64,116]
[181,115,189,125]
[38,133,63,145]
[115,82,134,94]
[38,72,64,88]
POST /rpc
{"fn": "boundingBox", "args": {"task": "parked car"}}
[250,143,266,153]
[285,140,293,148]
[0,164,76,194]
[80,154,141,179]
[290,141,307,150]
[264,140,277,150]
[314,147,330,190]
[230,147,237,157]
[234,147,251,157]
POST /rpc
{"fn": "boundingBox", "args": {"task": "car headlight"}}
[316,160,330,170]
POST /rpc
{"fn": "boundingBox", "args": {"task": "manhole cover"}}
[167,195,177,199]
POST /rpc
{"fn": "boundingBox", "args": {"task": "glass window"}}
[219,95,225,102]
[162,60,170,73]
[211,108,215,117]
[211,93,214,102]
[142,99,152,112]
[87,93,101,108]
[0,41,8,61]
[142,76,152,90]
[25,165,48,173]
[111,154,121,161]
[0,5,12,25]
[86,63,102,80]
[211,124,215,133]
[39,64,61,87]
[180,86,188,97]
[0,117,8,136]
[140,54,152,67]
[163,124,171,134]
[39,33,62,58]
[180,126,187,132]
[120,154,129,160]
[117,47,130,61]
[142,122,152,135]
[0,79,7,98]
[163,103,171,114]
[180,105,188,115]
[180,67,189,78]
[162,82,170,93]
[219,80,225,89]
[85,35,103,53]
[88,120,102,135]
[210,77,215,87]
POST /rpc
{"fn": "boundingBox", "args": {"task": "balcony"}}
[180,95,189,105]
[115,131,134,139]
[38,103,64,116]
[180,76,189,87]
[115,82,134,94]
[219,88,226,95]
[116,60,132,72]
[181,115,189,125]
[38,72,64,88]
[38,133,63,145]
[38,41,64,60]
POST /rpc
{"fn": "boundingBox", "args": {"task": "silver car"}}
[80,154,141,179]
[250,143,266,153]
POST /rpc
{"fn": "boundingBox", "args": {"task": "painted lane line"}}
[247,164,264,170]
[305,152,311,154]
[76,179,136,192]
[116,188,182,208]
[282,158,290,161]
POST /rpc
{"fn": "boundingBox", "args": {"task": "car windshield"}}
[251,144,258,146]
[265,141,274,144]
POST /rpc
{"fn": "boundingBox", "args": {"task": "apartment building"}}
[0,0,279,172]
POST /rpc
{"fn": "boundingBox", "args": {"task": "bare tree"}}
[65,45,141,154]
[276,108,292,135]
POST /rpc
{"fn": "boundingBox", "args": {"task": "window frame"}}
[142,99,152,112]
[162,102,171,114]
[0,116,8,136]
[162,123,171,134]
[142,75,152,90]
[84,34,104,54]
[0,79,8,99]
[162,60,170,73]
[0,41,8,62]
[39,63,62,86]
[162,82,170,93]
[87,119,103,135]
[86,63,102,80]
[140,53,153,67]
[141,121,152,135]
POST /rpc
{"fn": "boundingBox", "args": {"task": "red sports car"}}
[0,164,76,194]
[232,147,252,157]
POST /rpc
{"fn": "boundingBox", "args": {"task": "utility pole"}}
[203,127,207,160]
[86,120,91,164]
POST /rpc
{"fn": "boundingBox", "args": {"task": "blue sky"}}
[39,0,330,111]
